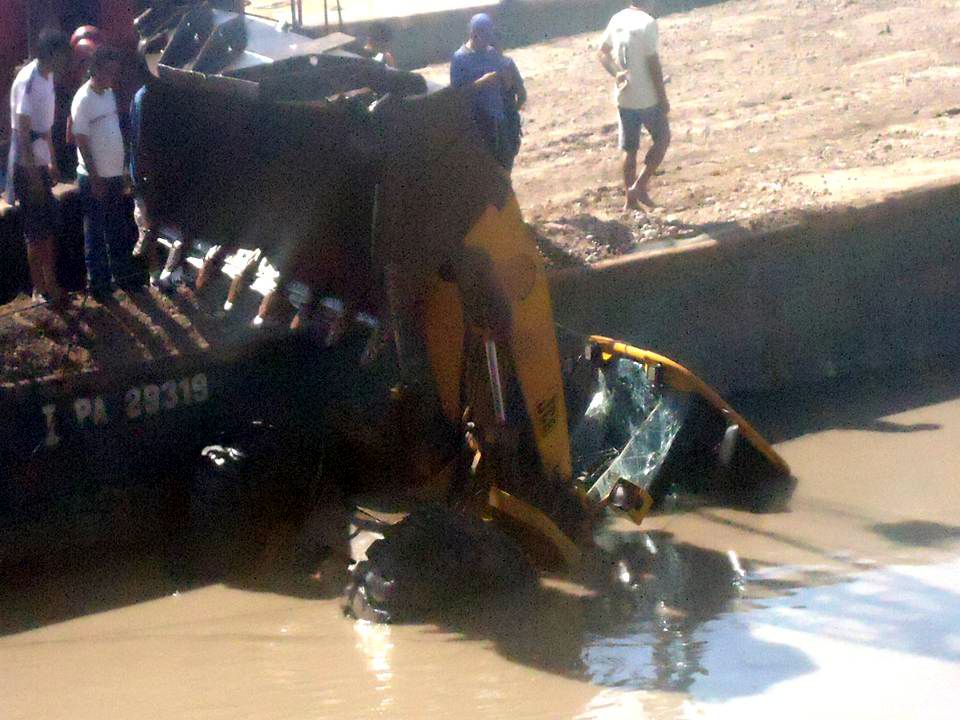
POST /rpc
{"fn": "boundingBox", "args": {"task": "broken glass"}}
[571,357,687,504]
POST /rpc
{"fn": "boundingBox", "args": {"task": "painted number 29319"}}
[125,373,209,420]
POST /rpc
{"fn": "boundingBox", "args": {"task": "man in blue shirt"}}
[129,83,158,276]
[450,14,512,167]
[129,65,187,292]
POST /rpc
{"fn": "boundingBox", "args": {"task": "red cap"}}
[73,37,99,62]
[70,25,103,48]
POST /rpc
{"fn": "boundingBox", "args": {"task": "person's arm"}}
[597,40,630,92]
[45,134,59,184]
[508,60,526,109]
[597,39,618,77]
[643,22,669,114]
[12,81,44,197]
[474,71,499,89]
[645,53,669,114]
[597,21,627,87]
[75,131,108,199]
[13,114,42,193]
[74,133,98,176]
[383,50,397,69]
[72,95,105,198]
[450,54,467,87]
[13,117,34,166]
[17,79,60,184]
[128,88,148,185]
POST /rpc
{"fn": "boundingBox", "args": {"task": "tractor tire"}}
[343,505,537,623]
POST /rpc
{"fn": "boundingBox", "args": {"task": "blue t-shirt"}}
[450,44,505,122]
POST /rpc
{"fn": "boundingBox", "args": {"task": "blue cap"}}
[469,13,495,36]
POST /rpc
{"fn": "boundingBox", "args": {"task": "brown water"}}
[3,368,960,719]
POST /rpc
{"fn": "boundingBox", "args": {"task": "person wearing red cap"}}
[71,25,103,48]
[71,45,132,300]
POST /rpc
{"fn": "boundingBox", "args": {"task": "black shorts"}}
[13,165,57,241]
[618,105,669,153]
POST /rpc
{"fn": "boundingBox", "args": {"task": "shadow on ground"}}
[731,361,960,443]
[535,215,742,268]
[873,520,960,549]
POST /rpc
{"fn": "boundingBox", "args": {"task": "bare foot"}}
[632,188,659,208]
[624,184,650,210]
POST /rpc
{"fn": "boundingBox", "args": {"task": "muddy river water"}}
[3,367,960,719]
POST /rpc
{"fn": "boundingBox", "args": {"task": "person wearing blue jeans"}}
[78,173,129,293]
[71,46,132,300]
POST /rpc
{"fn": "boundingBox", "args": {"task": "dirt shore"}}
[0,289,234,386]
[425,0,960,265]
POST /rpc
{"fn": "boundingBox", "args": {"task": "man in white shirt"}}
[71,46,131,300]
[6,30,72,304]
[597,0,672,210]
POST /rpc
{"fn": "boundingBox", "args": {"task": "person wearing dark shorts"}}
[619,105,668,160]
[5,30,72,303]
[598,1,672,209]
[12,165,57,248]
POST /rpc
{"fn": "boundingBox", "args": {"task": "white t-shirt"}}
[71,80,125,178]
[601,8,660,110]
[9,60,56,167]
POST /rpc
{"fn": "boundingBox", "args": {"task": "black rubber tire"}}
[342,505,537,623]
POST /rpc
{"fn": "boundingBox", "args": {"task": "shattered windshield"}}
[571,357,687,503]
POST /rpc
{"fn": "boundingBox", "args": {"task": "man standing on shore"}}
[5,30,72,304]
[597,0,671,209]
[450,13,520,170]
[72,46,131,300]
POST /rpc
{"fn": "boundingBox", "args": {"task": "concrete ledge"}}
[322,0,727,70]
[5,179,959,397]
[549,182,960,395]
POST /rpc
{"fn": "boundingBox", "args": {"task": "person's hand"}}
[46,162,60,186]
[661,98,671,115]
[475,71,499,88]
[616,70,630,90]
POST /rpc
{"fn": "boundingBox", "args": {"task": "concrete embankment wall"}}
[323,0,727,69]
[5,183,959,397]
[337,0,616,69]
[550,183,960,395]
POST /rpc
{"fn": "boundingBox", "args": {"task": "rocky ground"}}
[423,0,960,265]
